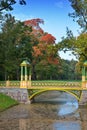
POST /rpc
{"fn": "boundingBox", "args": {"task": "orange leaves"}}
[32,43,46,57]
[33,46,42,57]
[24,19,56,44]
[24,18,59,66]
[24,18,44,36]
[24,18,44,27]
[47,57,59,65]
[40,34,56,44]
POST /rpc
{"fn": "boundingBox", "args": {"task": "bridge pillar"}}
[82,61,87,88]
[79,90,87,105]
[20,60,31,88]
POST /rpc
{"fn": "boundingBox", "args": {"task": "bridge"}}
[28,81,82,101]
[0,80,82,101]
[0,60,87,105]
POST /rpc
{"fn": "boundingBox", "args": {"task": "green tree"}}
[0,0,26,12]
[0,14,33,80]
[57,59,81,80]
[69,0,87,32]
[58,28,87,76]
[75,33,87,61]
[59,31,87,62]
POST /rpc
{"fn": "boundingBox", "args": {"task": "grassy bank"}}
[0,93,19,112]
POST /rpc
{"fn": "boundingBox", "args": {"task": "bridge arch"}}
[29,89,81,101]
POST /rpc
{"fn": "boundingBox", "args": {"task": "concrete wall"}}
[0,88,29,103]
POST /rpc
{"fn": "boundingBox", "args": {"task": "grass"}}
[0,93,19,112]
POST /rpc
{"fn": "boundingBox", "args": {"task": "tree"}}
[0,14,34,80]
[58,28,76,53]
[40,33,56,44]
[69,0,87,32]
[58,28,87,76]
[24,18,60,80]
[59,59,81,80]
[0,0,26,12]
[24,18,44,38]
[32,39,59,80]
[59,31,87,62]
[75,33,87,61]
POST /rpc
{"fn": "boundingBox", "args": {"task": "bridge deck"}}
[29,86,83,90]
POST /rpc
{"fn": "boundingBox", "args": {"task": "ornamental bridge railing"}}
[0,80,82,88]
[0,81,20,88]
[31,81,81,88]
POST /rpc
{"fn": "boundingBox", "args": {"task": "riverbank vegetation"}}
[0,93,19,112]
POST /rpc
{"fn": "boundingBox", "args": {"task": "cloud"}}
[55,1,64,8]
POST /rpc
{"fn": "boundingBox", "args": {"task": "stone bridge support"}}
[0,88,30,103]
[79,90,87,105]
[79,61,87,105]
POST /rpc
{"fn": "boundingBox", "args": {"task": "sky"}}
[10,0,80,60]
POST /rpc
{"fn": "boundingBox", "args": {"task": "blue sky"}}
[10,0,80,60]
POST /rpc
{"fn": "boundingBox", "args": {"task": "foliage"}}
[58,27,87,74]
[62,59,81,80]
[0,14,81,80]
[0,14,34,80]
[25,18,60,80]
[40,33,56,44]
[74,33,87,64]
[58,28,76,53]
[24,18,44,37]
[0,0,26,12]
[69,0,87,32]
[59,29,87,61]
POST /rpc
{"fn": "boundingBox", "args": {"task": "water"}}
[0,91,87,130]
[58,102,78,116]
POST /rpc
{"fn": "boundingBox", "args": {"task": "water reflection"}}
[53,122,81,130]
[35,91,79,116]
[19,119,81,130]
[58,102,78,116]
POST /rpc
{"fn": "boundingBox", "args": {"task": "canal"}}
[0,91,87,130]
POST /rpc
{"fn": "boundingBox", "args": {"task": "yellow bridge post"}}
[82,61,87,88]
[20,60,31,88]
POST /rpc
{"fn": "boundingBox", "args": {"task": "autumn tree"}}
[40,33,56,44]
[33,35,59,79]
[24,18,60,80]
[24,18,44,38]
